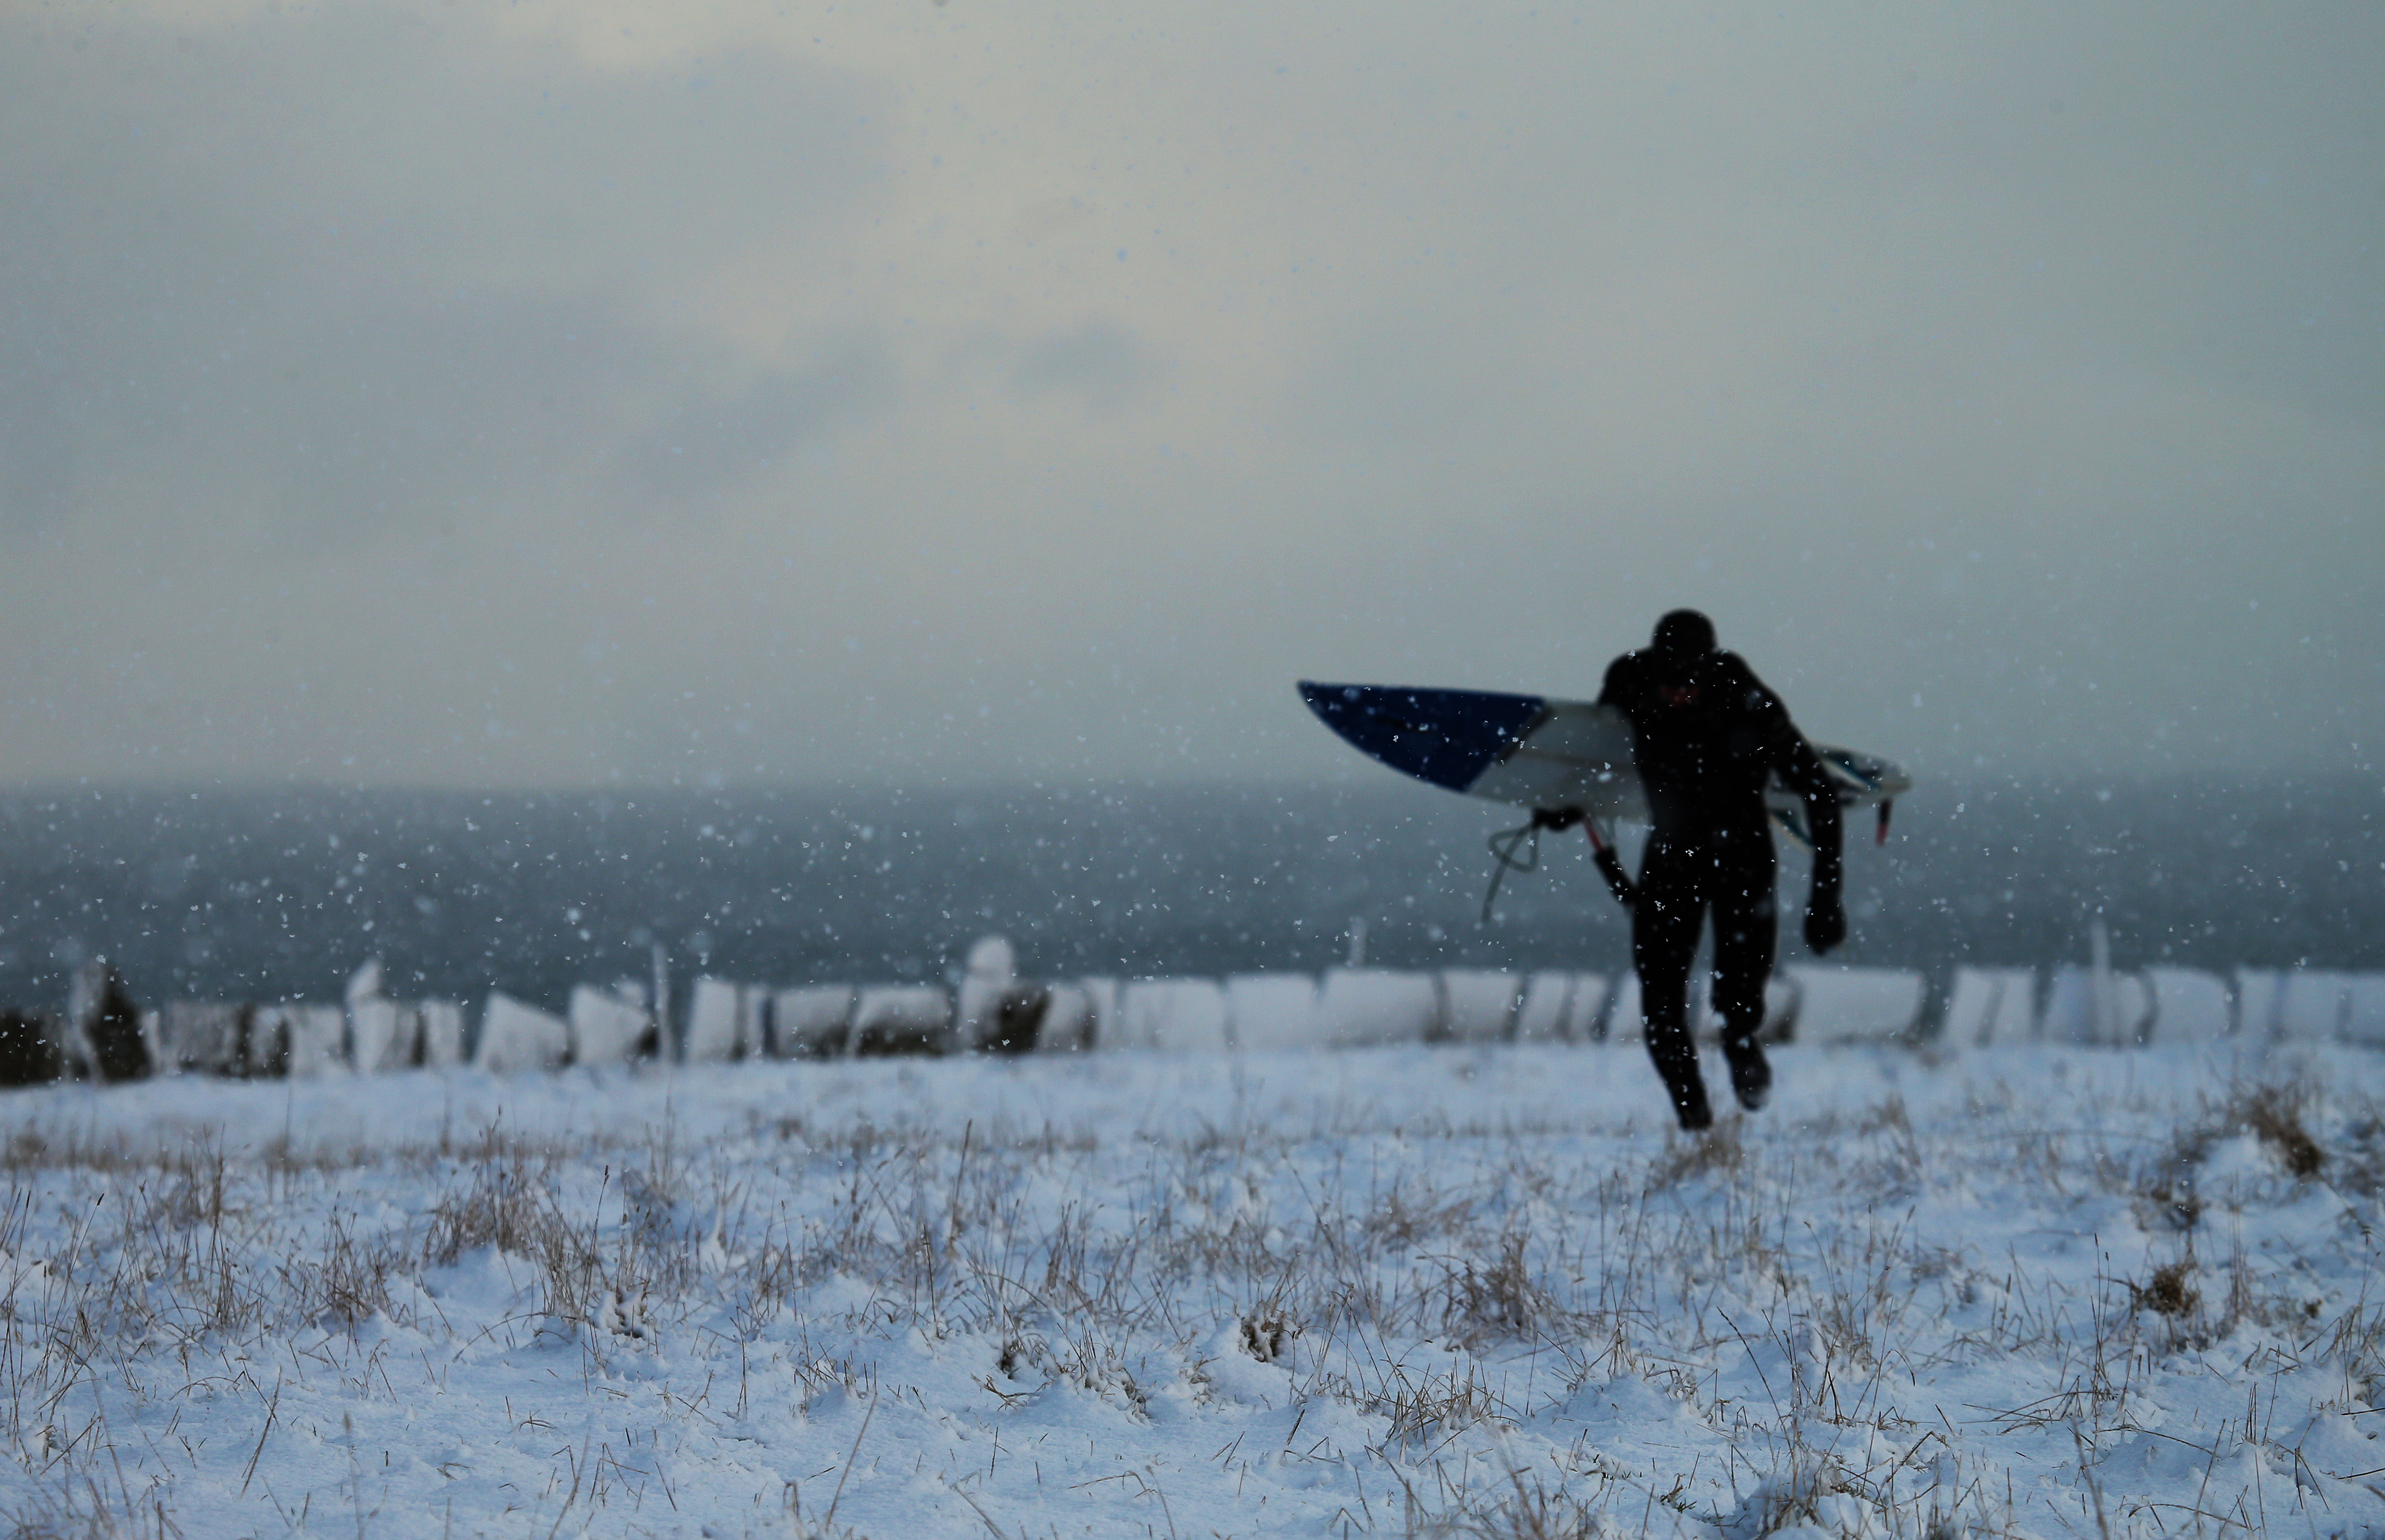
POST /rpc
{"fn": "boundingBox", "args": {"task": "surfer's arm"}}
[1775,738,1844,952]
[1758,729,1841,952]
[1775,738,1843,873]
[1731,657,1846,951]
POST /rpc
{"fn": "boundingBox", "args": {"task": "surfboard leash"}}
[1480,808,1637,922]
[1479,818,1544,923]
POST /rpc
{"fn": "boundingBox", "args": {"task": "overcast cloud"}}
[2,1,2378,788]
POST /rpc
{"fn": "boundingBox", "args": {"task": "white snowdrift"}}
[3,1044,2381,1540]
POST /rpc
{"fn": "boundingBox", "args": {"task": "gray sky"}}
[4,1,2379,789]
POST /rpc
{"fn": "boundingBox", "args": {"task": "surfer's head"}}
[1651,609,1716,662]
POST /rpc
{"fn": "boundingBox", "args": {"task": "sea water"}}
[0,776,2376,1015]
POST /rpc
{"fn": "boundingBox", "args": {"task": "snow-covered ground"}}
[3,1042,2382,1538]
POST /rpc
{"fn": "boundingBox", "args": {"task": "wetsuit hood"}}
[1651,608,1717,664]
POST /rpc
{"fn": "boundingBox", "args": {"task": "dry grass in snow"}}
[2,1042,2383,1538]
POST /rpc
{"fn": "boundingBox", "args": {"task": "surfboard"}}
[1296,681,1910,834]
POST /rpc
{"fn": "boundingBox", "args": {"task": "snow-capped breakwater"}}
[11,942,2385,1089]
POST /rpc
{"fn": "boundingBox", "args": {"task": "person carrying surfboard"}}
[1297,633,1896,1125]
[1592,609,1845,1132]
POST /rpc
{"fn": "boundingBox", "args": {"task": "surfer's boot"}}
[1644,1021,1714,1131]
[1655,1056,1714,1131]
[1722,1036,1771,1114]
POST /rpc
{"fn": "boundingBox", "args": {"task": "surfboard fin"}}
[1876,799,1894,845]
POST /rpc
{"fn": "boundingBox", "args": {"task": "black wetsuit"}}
[1598,646,1843,1130]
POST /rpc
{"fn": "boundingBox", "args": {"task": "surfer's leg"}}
[1711,830,1780,1111]
[1633,842,1712,1131]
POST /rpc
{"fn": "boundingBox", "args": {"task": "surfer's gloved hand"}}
[1530,807,1582,832]
[1803,891,1847,955]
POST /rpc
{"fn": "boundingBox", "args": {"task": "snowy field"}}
[4,1043,2384,1539]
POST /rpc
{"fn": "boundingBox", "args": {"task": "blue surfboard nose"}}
[1297,681,1547,793]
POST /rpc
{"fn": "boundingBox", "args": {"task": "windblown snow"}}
[4,1043,2383,1538]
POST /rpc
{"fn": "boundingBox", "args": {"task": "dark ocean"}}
[0,776,2377,1017]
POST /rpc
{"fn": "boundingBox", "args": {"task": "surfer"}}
[1594,609,1845,1133]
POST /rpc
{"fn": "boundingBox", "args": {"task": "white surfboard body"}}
[1298,683,1909,827]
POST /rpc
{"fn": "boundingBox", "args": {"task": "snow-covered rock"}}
[1117,979,1231,1053]
[2145,967,2232,1043]
[771,986,856,1058]
[1783,965,1925,1045]
[474,993,569,1074]
[1316,970,1439,1047]
[344,960,384,1008]
[1940,967,2036,1047]
[241,1007,288,1079]
[420,1001,465,1066]
[955,936,1047,1053]
[2344,975,2385,1047]
[68,961,150,1083]
[1076,977,1124,1049]
[158,1003,258,1077]
[1514,971,1608,1044]
[1511,971,1571,1044]
[2277,970,2352,1042]
[350,997,419,1074]
[261,1004,349,1078]
[1037,983,1097,1053]
[343,963,460,1073]
[956,936,1016,1051]
[1571,973,1616,1039]
[567,984,654,1066]
[2236,968,2286,1040]
[850,986,951,1056]
[1437,970,1520,1043]
[684,977,764,1062]
[1225,973,1323,1050]
[2236,967,2358,1043]
[2039,965,2153,1046]
[1606,972,1643,1043]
